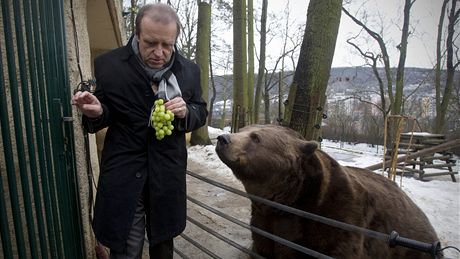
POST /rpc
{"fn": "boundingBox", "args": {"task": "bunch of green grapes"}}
[151,99,175,140]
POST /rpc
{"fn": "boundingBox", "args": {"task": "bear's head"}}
[215,124,319,203]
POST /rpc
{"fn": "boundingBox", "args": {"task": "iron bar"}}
[0,168,13,259]
[187,170,389,241]
[49,0,84,255]
[186,215,265,259]
[12,0,50,257]
[38,0,65,256]
[22,0,51,257]
[0,46,13,259]
[30,0,59,256]
[173,247,191,259]
[179,233,222,259]
[1,1,31,257]
[187,196,333,259]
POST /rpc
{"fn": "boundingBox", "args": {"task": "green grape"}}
[151,98,175,140]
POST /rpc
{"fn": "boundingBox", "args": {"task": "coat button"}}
[135,172,142,178]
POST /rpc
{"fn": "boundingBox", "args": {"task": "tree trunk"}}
[278,71,283,123]
[285,0,343,141]
[264,74,270,124]
[190,1,211,145]
[232,0,248,132]
[254,0,267,124]
[434,0,449,133]
[130,0,138,36]
[247,0,255,124]
[435,0,459,133]
[393,0,414,115]
[220,99,228,129]
[208,43,216,126]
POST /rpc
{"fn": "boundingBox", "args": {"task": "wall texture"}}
[66,0,126,258]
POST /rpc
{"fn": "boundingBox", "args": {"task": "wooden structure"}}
[386,132,458,182]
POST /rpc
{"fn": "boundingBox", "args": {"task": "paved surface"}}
[174,159,252,259]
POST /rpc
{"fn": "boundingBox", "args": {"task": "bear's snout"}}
[217,134,231,145]
[215,134,239,168]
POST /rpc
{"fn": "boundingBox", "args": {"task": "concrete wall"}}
[65,0,126,258]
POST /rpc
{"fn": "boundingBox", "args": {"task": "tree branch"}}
[342,7,394,106]
[342,8,382,43]
[337,96,384,114]
[346,37,376,61]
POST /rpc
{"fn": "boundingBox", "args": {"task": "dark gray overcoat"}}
[83,37,207,252]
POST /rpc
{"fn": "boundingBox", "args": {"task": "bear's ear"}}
[299,141,318,156]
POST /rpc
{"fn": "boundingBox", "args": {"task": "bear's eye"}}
[250,133,261,143]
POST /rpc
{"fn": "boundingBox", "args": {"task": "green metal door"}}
[0,0,85,258]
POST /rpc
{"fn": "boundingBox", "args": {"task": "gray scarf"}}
[131,36,182,100]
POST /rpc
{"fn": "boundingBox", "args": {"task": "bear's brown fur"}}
[215,124,442,259]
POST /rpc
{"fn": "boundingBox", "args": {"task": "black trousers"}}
[149,239,173,258]
[109,192,174,259]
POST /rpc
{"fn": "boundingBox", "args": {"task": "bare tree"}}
[342,9,394,115]
[342,0,417,117]
[172,0,199,60]
[232,0,248,131]
[394,0,416,115]
[255,0,303,124]
[191,0,212,145]
[284,0,343,141]
[278,1,295,124]
[254,0,267,124]
[208,44,216,126]
[123,0,139,37]
[263,48,297,124]
[434,0,460,133]
[208,0,232,126]
[247,0,255,124]
[219,77,233,129]
[217,50,233,128]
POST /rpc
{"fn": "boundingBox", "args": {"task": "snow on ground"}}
[186,127,460,258]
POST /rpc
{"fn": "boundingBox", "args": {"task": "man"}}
[72,3,208,258]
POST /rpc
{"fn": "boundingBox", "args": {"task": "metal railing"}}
[176,170,333,258]
[0,0,84,258]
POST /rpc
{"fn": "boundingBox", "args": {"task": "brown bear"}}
[215,124,442,259]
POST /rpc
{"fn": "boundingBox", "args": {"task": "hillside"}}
[210,67,448,103]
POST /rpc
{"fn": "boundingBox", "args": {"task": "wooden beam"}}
[366,138,460,171]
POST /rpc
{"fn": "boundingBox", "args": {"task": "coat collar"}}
[120,35,136,61]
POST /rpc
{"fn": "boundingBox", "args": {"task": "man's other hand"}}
[72,91,103,118]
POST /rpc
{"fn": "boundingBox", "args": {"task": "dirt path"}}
[173,159,252,259]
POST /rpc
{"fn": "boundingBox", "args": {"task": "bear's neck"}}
[304,150,357,209]
[298,150,340,208]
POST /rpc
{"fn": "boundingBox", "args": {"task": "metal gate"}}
[0,0,85,258]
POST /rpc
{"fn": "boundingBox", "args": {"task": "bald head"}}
[135,3,181,40]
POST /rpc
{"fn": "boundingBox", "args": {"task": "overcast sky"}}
[138,0,446,70]
[267,0,443,69]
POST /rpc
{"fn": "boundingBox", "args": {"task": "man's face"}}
[138,18,177,69]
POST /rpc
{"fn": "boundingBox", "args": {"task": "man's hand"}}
[164,97,187,119]
[72,91,103,118]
